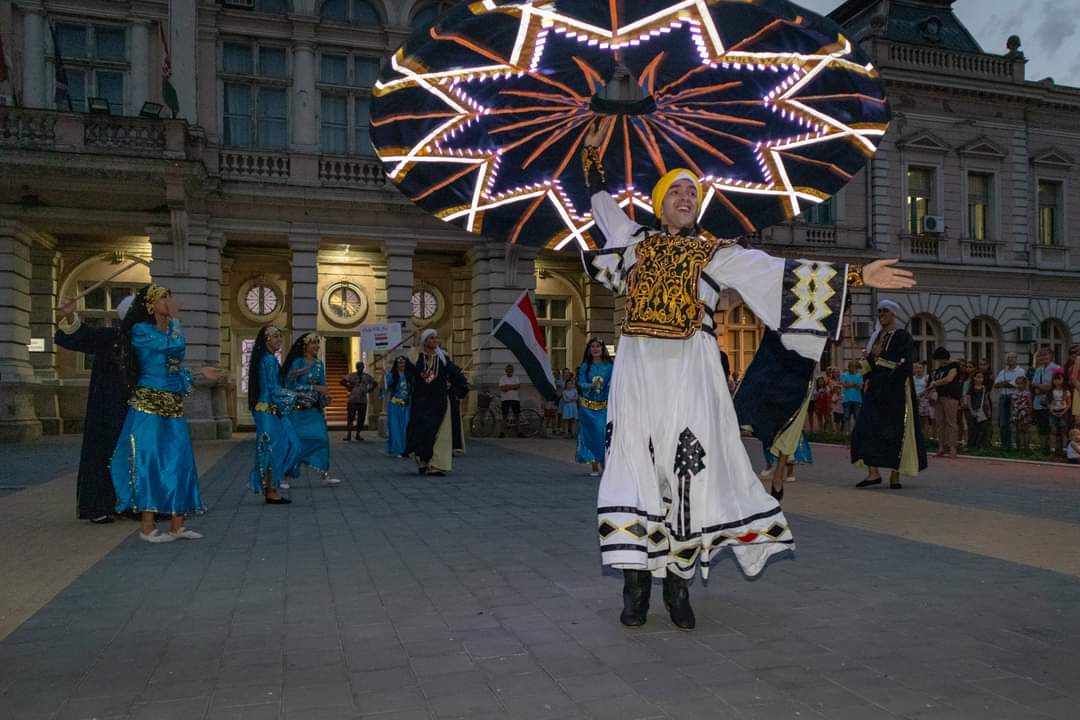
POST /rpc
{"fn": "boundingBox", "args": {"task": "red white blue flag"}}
[492,291,559,401]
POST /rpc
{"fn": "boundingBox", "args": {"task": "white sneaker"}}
[170,527,204,540]
[325,477,342,485]
[758,467,774,481]
[589,471,601,477]
[140,529,176,544]
[787,474,797,483]
[279,482,291,490]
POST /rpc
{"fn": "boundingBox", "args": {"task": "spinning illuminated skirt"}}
[371,0,890,249]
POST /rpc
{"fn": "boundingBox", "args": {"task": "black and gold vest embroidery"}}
[623,234,718,339]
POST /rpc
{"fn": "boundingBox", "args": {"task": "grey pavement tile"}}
[973,674,1069,705]
[409,652,476,677]
[574,693,666,720]
[140,677,217,702]
[211,683,282,709]
[353,686,428,714]
[205,704,281,720]
[129,696,211,720]
[357,710,432,720]
[53,694,137,720]
[556,671,637,702]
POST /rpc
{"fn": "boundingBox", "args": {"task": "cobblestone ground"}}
[1,433,1079,720]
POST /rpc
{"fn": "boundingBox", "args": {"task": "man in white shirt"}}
[993,352,1026,449]
[1030,347,1061,451]
[498,364,522,438]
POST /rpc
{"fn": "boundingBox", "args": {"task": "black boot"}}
[619,570,652,627]
[662,573,696,630]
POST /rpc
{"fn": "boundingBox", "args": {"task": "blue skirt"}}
[576,404,607,463]
[111,408,203,514]
[249,410,301,493]
[386,402,410,456]
[289,408,329,473]
[764,433,814,465]
[561,403,578,420]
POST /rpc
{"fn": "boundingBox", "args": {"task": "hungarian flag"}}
[48,22,72,111]
[493,291,559,401]
[159,23,179,117]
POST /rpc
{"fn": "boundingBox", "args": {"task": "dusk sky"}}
[797,0,1080,88]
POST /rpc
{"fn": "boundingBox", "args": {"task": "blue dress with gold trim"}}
[110,320,203,515]
[249,353,301,493]
[576,360,612,464]
[382,372,411,456]
[284,358,330,474]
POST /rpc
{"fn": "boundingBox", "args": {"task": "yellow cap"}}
[651,168,702,220]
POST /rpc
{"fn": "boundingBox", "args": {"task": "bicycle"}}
[469,391,544,438]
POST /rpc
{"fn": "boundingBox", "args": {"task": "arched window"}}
[719,304,762,379]
[1039,319,1070,365]
[964,317,998,370]
[321,0,382,26]
[908,314,941,365]
[255,0,289,15]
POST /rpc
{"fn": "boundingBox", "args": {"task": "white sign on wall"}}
[27,338,45,352]
[360,323,403,352]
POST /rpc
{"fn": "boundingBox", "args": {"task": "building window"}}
[411,287,443,327]
[535,296,570,372]
[320,0,382,25]
[1039,319,1070,365]
[317,52,379,155]
[75,283,139,371]
[221,41,289,149]
[964,317,998,371]
[804,197,835,225]
[908,314,941,365]
[906,166,936,234]
[237,278,283,324]
[240,339,283,396]
[721,304,762,379]
[54,23,128,114]
[254,0,290,15]
[1038,180,1062,246]
[967,172,992,241]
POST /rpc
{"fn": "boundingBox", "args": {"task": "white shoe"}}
[170,527,204,540]
[787,474,797,483]
[758,467,774,481]
[279,482,291,490]
[589,471,601,477]
[325,477,342,485]
[140,529,176,544]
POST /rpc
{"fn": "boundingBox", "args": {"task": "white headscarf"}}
[865,299,902,354]
[418,328,449,365]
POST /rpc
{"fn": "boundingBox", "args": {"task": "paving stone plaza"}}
[1,435,1079,720]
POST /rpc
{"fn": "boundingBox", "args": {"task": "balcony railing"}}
[85,116,166,154]
[874,40,1024,82]
[961,238,1002,265]
[804,225,837,245]
[0,106,186,157]
[900,233,944,262]
[0,107,57,148]
[1034,244,1070,270]
[319,156,387,187]
[218,149,291,181]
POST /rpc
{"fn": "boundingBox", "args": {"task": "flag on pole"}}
[492,291,559,401]
[159,23,179,117]
[48,22,73,111]
[0,29,10,84]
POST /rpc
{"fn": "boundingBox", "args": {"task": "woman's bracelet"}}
[846,264,865,288]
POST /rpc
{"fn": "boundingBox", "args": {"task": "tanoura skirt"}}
[288,407,330,474]
[249,410,301,493]
[111,407,203,515]
[598,332,793,580]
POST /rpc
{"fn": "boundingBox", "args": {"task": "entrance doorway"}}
[324,336,351,428]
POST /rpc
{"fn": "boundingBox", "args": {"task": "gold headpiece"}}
[144,285,169,313]
[265,325,282,338]
[303,334,321,347]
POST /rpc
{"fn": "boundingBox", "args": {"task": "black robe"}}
[405,353,465,464]
[850,328,928,474]
[54,322,129,519]
[734,329,817,451]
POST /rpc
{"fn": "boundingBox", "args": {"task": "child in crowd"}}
[1048,369,1072,456]
[839,360,863,433]
[813,375,832,432]
[559,378,578,437]
[543,397,559,434]
[830,383,844,433]
[1067,429,1080,465]
[913,362,934,441]
[1012,375,1034,451]
[966,370,993,451]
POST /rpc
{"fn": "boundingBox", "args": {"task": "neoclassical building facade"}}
[0,0,1078,442]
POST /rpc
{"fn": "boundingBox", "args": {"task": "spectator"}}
[839,360,863,432]
[913,361,934,441]
[813,375,832,432]
[341,361,375,442]
[1048,369,1072,457]
[576,338,613,477]
[966,370,992,451]
[993,353,1026,449]
[1067,345,1080,430]
[497,364,522,438]
[929,347,962,459]
[1030,347,1061,451]
[1067,428,1080,465]
[1012,375,1034,451]
[831,382,844,434]
[559,378,578,437]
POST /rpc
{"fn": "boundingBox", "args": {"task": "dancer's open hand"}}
[198,367,224,382]
[863,259,916,290]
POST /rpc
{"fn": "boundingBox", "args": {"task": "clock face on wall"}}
[411,289,438,321]
[322,281,368,326]
[245,283,279,318]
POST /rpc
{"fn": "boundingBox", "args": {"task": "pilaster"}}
[289,228,320,335]
[0,219,42,442]
[381,238,416,352]
[584,280,616,342]
[19,1,46,109]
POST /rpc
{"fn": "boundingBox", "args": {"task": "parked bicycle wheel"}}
[469,409,496,438]
[517,408,544,438]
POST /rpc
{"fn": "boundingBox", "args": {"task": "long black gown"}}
[850,328,928,475]
[405,352,465,465]
[54,320,129,519]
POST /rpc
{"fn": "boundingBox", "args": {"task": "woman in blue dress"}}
[247,325,300,504]
[282,334,341,486]
[109,284,204,543]
[380,355,412,456]
[576,338,614,476]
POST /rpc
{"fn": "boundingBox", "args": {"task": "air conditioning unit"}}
[222,0,254,9]
[1017,326,1036,343]
[922,215,945,234]
[853,320,873,339]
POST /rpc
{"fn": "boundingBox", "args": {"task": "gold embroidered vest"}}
[623,234,718,339]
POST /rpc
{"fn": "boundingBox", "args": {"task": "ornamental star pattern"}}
[372,0,889,250]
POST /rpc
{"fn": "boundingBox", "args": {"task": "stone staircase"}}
[324,350,350,428]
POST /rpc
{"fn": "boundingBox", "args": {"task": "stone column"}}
[147,219,227,439]
[291,38,317,151]
[29,244,61,434]
[167,0,197,122]
[20,2,46,109]
[584,280,616,342]
[450,266,472,363]
[129,20,151,112]
[0,220,42,442]
[289,229,320,336]
[382,239,416,351]
[467,241,538,404]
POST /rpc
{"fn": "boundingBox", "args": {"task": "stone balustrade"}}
[85,116,166,154]
[0,106,187,157]
[0,107,57,148]
[319,155,388,187]
[900,233,944,262]
[874,40,1024,82]
[960,238,1002,265]
[804,225,837,245]
[218,149,291,181]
